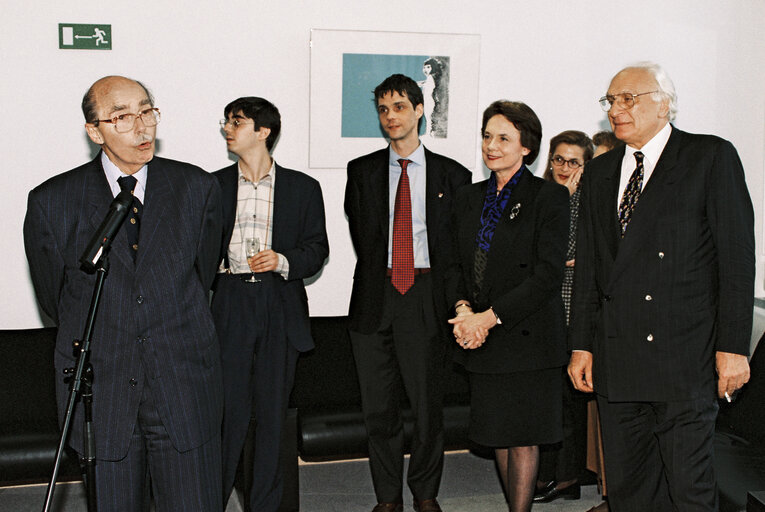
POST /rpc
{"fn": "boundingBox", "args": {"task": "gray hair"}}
[624,61,678,121]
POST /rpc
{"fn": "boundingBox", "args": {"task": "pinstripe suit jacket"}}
[569,126,755,401]
[23,153,224,460]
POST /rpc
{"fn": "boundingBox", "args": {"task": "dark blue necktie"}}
[618,151,644,237]
[117,175,142,261]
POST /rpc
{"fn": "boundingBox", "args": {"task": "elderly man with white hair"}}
[568,62,754,511]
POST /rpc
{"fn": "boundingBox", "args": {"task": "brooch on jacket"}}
[509,203,521,220]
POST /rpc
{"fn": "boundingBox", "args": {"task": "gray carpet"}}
[0,451,605,511]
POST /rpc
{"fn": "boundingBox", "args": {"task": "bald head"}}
[82,75,154,124]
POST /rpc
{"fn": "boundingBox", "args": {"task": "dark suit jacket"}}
[23,154,224,460]
[451,169,570,374]
[569,126,755,401]
[344,146,471,334]
[213,162,328,352]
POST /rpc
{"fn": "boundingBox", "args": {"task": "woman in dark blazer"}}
[448,101,570,511]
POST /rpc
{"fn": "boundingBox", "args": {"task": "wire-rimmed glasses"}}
[598,91,658,112]
[95,107,161,132]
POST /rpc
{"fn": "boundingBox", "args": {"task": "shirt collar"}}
[237,159,276,186]
[389,142,425,169]
[625,122,672,165]
[101,151,147,203]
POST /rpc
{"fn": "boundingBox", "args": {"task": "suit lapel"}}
[271,163,290,251]
[218,163,239,258]
[424,147,446,252]
[482,170,534,298]
[590,149,623,261]
[372,149,390,239]
[135,158,172,271]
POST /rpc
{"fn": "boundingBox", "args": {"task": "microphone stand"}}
[43,256,110,512]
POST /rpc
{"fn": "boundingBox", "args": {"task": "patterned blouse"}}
[562,187,581,325]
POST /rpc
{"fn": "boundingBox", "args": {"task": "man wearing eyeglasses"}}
[212,96,329,512]
[568,62,754,511]
[23,75,224,511]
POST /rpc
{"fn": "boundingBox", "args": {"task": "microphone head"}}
[114,189,134,210]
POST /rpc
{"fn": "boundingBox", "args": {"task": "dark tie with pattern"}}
[618,151,644,237]
[392,158,414,294]
[117,175,142,261]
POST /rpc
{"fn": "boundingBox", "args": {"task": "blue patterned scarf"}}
[475,166,525,251]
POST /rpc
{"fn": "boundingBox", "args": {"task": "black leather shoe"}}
[413,498,442,511]
[533,480,556,500]
[532,482,581,503]
[372,503,404,512]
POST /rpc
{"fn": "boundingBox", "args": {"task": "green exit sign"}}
[59,24,112,50]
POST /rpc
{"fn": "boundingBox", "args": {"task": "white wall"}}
[3,0,764,328]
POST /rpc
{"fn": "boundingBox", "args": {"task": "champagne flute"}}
[245,237,261,282]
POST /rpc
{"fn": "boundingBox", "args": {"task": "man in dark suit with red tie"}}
[344,74,471,512]
[23,76,224,510]
[568,62,754,511]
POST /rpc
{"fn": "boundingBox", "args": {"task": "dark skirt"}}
[469,366,563,447]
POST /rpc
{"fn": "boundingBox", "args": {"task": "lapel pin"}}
[509,203,521,219]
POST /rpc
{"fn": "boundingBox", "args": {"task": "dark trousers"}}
[597,394,718,512]
[349,273,446,504]
[88,373,223,512]
[538,368,589,483]
[212,273,299,512]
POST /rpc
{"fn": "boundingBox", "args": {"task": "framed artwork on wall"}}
[309,29,480,169]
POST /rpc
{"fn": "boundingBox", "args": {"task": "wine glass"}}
[245,237,260,282]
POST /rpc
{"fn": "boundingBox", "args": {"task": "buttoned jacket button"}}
[136,295,144,304]
[645,295,652,301]
[129,378,137,387]
[647,334,654,342]
[658,252,665,259]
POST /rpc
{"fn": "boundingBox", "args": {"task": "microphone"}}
[79,190,134,271]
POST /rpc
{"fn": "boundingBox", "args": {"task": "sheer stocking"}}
[495,445,539,512]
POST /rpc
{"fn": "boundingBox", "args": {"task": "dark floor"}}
[0,451,605,511]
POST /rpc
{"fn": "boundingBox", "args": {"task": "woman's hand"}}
[563,167,583,196]
[448,310,496,350]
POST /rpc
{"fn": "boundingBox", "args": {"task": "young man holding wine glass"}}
[211,96,329,512]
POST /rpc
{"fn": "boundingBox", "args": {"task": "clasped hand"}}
[448,310,493,350]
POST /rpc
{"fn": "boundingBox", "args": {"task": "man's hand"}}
[716,351,750,400]
[248,249,279,273]
[568,351,594,393]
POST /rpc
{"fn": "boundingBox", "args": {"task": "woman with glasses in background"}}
[534,131,594,505]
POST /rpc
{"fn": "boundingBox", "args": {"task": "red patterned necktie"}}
[618,151,644,237]
[392,158,414,294]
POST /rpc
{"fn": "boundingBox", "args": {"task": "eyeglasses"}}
[598,91,658,112]
[219,118,254,129]
[96,107,161,133]
[551,155,584,169]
